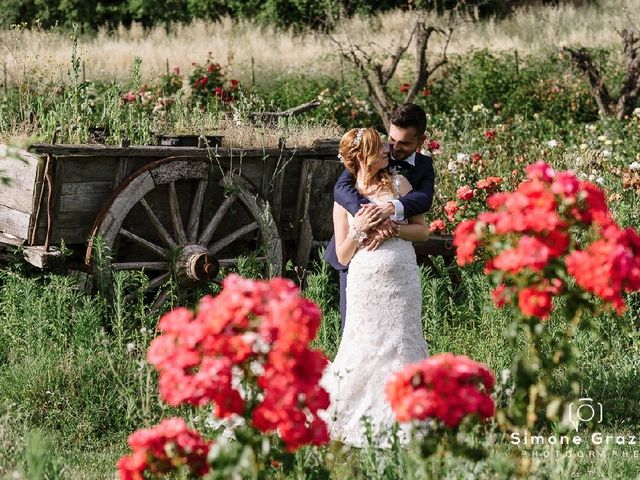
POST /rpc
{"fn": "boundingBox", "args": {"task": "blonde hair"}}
[338,127,392,194]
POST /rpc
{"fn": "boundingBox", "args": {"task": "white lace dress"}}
[319,181,430,448]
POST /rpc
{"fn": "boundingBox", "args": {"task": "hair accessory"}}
[337,152,345,164]
[352,128,365,147]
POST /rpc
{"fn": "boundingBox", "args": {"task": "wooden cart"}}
[0,139,455,305]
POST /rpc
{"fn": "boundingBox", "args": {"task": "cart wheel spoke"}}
[187,178,208,243]
[119,228,167,258]
[198,194,236,246]
[150,287,172,313]
[208,222,259,255]
[168,181,187,244]
[139,198,177,249]
[124,272,171,303]
[218,257,267,267]
[112,262,169,271]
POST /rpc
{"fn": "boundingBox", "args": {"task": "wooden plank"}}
[293,160,316,268]
[34,210,97,245]
[298,158,344,242]
[113,157,132,188]
[0,206,31,240]
[0,149,41,214]
[22,246,64,270]
[56,156,118,182]
[29,144,341,158]
[58,181,113,213]
[0,231,24,246]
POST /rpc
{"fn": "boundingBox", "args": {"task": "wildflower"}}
[427,140,440,151]
[121,91,137,103]
[456,153,469,163]
[471,152,482,163]
[421,88,431,96]
[399,83,411,94]
[602,150,612,158]
[629,162,640,171]
[472,104,484,112]
[579,143,588,151]
[597,135,608,142]
[484,129,496,140]
[547,139,558,148]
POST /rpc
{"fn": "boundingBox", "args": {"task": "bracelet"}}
[348,224,367,244]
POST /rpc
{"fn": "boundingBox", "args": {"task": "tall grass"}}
[0,252,638,478]
[1,1,638,88]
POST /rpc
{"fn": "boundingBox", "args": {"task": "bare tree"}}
[564,28,640,120]
[330,20,453,130]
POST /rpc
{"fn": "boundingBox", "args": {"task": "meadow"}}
[1,2,640,479]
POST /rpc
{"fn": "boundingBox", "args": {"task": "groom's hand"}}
[357,203,386,224]
[362,219,398,251]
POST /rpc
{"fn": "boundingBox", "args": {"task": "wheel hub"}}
[176,244,219,283]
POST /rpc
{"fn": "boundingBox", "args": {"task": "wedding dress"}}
[319,177,430,448]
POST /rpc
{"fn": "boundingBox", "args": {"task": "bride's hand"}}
[353,205,382,232]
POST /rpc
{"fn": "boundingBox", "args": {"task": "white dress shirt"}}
[388,152,416,221]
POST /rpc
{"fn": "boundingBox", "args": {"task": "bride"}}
[320,127,430,447]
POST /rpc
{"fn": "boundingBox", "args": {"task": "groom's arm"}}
[396,161,435,219]
[334,168,370,216]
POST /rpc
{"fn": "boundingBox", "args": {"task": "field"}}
[1,2,640,479]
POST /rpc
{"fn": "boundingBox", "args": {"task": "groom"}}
[325,103,435,332]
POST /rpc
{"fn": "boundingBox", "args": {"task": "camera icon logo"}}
[568,398,603,431]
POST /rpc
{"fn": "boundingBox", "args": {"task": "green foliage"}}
[0,0,416,31]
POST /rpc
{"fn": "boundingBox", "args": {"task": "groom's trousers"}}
[339,268,348,334]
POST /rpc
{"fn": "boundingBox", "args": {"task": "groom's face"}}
[388,124,426,161]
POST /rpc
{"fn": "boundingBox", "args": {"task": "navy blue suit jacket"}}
[324,151,435,271]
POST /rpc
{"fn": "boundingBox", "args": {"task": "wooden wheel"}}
[86,157,283,309]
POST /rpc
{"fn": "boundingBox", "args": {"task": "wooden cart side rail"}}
[28,142,342,159]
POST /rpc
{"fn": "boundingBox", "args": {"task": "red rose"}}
[429,219,445,233]
[456,185,475,201]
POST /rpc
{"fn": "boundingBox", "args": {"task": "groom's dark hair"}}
[390,103,427,137]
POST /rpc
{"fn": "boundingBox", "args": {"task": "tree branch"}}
[564,46,614,116]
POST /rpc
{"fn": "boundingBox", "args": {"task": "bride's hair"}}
[339,128,392,194]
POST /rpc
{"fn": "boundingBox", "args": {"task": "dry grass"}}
[1,1,639,88]
[215,119,342,148]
